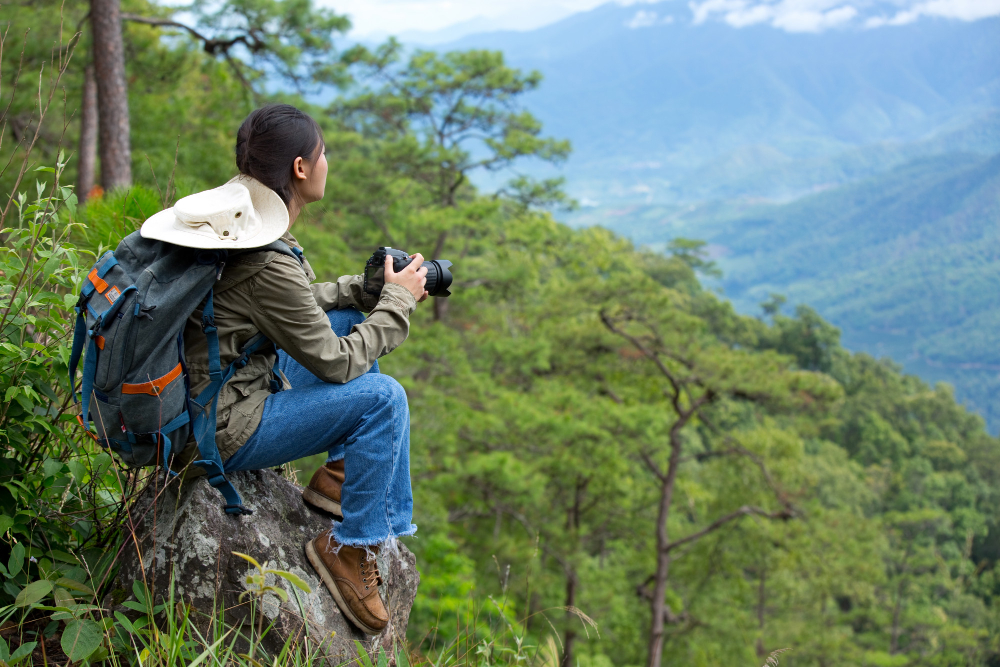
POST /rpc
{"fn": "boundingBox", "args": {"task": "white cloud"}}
[626,8,676,26]
[865,0,1000,27]
[690,0,747,24]
[772,4,858,30]
[334,0,1000,39]
[725,4,775,26]
[627,9,660,26]
[690,0,1000,32]
[691,0,860,31]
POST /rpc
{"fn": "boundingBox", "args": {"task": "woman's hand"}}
[385,253,429,303]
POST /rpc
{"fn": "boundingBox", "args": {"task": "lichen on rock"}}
[109,469,419,664]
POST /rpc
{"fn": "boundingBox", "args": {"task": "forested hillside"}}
[446,3,1000,434]
[3,2,1000,666]
[583,150,1000,432]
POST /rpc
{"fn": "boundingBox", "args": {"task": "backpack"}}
[69,230,301,515]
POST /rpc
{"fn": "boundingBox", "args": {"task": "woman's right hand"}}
[385,253,429,303]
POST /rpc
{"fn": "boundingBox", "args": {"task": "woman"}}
[147,104,426,635]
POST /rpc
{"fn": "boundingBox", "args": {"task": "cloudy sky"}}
[330,0,1000,39]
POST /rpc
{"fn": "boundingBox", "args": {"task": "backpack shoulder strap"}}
[187,290,276,515]
[237,239,304,265]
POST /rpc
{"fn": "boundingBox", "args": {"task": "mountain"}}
[431,5,1000,429]
[443,4,1000,203]
[577,151,1000,429]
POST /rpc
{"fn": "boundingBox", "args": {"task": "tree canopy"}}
[2,5,1000,667]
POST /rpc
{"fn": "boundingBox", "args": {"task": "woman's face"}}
[291,143,328,205]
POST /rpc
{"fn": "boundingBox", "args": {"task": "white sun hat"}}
[140,175,288,249]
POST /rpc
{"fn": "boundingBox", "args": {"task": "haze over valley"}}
[431,3,1000,429]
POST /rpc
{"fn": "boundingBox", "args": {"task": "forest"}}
[2,1,1000,666]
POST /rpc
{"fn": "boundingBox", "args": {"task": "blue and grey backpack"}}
[69,230,300,515]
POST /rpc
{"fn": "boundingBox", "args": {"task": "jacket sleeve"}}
[310,274,379,313]
[248,255,416,383]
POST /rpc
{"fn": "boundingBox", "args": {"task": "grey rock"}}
[109,469,419,664]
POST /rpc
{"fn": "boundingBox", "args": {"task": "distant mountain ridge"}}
[443,5,1000,203]
[576,150,1000,429]
[432,6,1000,430]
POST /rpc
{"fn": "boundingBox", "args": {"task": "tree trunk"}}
[562,486,582,667]
[77,65,98,201]
[889,578,905,654]
[562,572,578,667]
[646,438,683,667]
[755,566,767,658]
[90,0,132,190]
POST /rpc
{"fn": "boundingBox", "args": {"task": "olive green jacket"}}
[181,232,416,463]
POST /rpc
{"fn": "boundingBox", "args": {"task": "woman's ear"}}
[292,156,307,181]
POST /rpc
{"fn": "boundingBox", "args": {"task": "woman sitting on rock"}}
[142,103,426,635]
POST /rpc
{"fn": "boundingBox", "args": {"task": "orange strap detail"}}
[95,335,105,350]
[76,415,98,440]
[122,363,183,396]
[88,268,108,293]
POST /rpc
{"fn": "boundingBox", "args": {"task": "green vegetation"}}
[3,3,1000,667]
[584,151,1000,432]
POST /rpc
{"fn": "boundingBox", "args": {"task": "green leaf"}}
[262,585,288,602]
[231,551,263,571]
[48,550,78,565]
[56,578,94,598]
[114,611,137,635]
[0,515,13,535]
[9,641,35,665]
[123,601,148,613]
[92,453,112,478]
[0,636,9,661]
[185,633,230,667]
[355,641,375,667]
[60,618,103,662]
[132,579,147,605]
[53,587,75,608]
[8,543,25,578]
[66,460,86,484]
[42,458,64,479]
[15,579,53,607]
[271,569,312,593]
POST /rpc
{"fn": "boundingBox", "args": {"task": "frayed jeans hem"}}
[328,522,417,556]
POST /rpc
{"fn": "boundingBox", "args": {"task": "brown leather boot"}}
[302,459,344,517]
[305,530,388,635]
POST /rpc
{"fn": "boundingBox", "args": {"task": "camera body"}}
[364,247,454,298]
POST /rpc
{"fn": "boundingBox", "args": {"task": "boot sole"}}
[302,487,343,517]
[304,539,381,636]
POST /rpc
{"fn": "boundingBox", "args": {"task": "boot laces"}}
[360,554,383,590]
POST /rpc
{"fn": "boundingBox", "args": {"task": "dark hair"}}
[235,104,324,205]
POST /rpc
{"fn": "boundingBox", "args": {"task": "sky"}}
[329,0,1000,39]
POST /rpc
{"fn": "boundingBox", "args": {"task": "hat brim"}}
[140,175,289,250]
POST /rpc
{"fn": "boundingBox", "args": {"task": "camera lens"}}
[424,260,453,297]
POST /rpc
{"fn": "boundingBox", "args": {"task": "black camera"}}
[364,247,454,298]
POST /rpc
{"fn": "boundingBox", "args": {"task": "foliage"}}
[3,4,1000,667]
[125,0,352,93]
[599,152,1000,433]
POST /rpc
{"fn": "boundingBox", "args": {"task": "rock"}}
[108,469,419,663]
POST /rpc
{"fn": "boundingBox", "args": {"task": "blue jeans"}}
[224,308,416,547]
